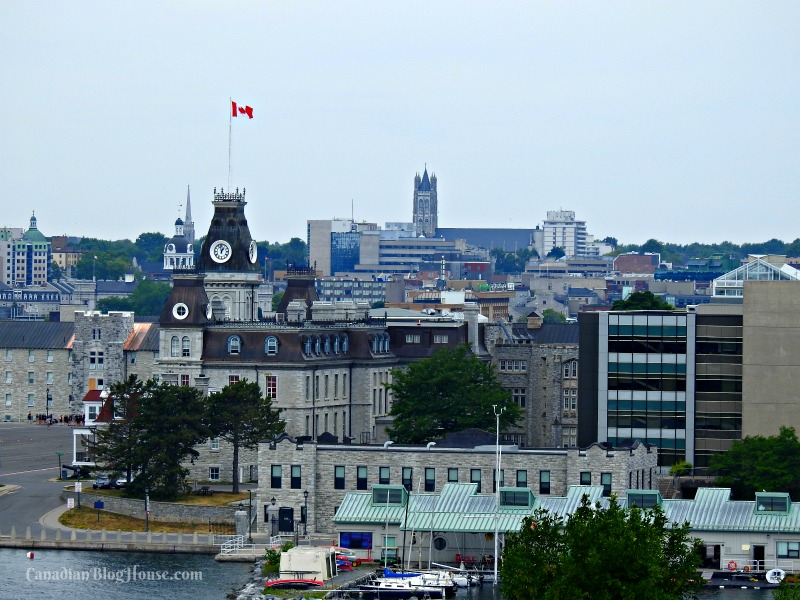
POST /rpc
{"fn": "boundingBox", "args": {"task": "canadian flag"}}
[231,100,253,119]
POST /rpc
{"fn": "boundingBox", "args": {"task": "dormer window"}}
[755,492,790,514]
[227,335,242,355]
[167,244,175,253]
[500,488,533,508]
[372,485,406,506]
[265,336,279,356]
[382,333,390,353]
[627,490,662,509]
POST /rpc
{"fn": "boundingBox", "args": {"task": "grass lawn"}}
[78,487,248,507]
[59,506,235,534]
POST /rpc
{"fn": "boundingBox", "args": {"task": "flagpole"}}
[228,97,233,189]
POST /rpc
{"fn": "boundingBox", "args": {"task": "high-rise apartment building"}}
[0,214,51,287]
[541,210,588,258]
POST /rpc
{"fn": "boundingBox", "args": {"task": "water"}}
[0,548,252,599]
[1,548,775,600]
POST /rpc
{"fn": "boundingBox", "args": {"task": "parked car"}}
[112,474,134,489]
[92,474,111,489]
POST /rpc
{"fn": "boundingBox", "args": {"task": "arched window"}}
[370,334,378,354]
[170,336,179,357]
[182,336,191,357]
[323,336,331,355]
[303,336,312,356]
[227,335,241,355]
[563,360,578,379]
[341,334,349,354]
[265,336,279,356]
[382,333,390,353]
[333,336,340,354]
[314,336,321,355]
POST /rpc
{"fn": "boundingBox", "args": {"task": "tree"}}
[545,246,565,259]
[89,375,147,487]
[501,496,703,600]
[542,308,567,324]
[709,426,800,500]
[612,290,675,311]
[205,380,284,493]
[134,232,168,262]
[48,261,63,282]
[639,238,665,255]
[271,291,284,312]
[94,280,170,316]
[90,375,209,500]
[385,345,520,444]
[127,382,209,500]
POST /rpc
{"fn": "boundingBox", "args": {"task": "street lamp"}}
[303,490,309,536]
[56,451,64,480]
[492,404,505,586]
[46,388,52,422]
[145,487,150,532]
[248,490,253,543]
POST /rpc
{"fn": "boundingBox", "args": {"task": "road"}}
[0,423,74,535]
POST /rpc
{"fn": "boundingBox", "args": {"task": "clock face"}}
[210,240,232,263]
[249,241,258,264]
[205,303,213,320]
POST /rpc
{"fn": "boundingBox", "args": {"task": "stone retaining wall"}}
[62,489,237,525]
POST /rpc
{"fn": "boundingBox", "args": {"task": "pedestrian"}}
[27,412,32,422]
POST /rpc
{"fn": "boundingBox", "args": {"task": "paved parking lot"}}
[0,423,74,535]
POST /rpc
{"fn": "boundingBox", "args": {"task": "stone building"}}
[258,432,657,536]
[484,318,580,449]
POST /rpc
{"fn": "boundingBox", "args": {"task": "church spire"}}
[184,185,195,244]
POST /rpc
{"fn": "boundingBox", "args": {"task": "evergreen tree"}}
[205,380,284,493]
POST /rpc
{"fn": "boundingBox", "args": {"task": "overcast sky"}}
[3,1,799,246]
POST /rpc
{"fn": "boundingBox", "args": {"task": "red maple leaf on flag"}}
[231,100,253,119]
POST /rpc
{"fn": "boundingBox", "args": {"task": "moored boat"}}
[357,575,445,599]
[264,578,325,590]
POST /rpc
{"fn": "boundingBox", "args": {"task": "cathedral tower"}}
[412,167,437,237]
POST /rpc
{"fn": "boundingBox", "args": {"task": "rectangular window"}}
[343,373,347,396]
[357,466,368,490]
[180,374,190,386]
[325,374,329,399]
[512,388,526,408]
[228,375,240,386]
[28,350,35,363]
[182,337,190,357]
[425,467,435,492]
[271,465,282,488]
[433,334,449,344]
[266,375,277,399]
[210,437,220,451]
[291,465,301,489]
[334,374,339,398]
[539,470,551,495]
[4,371,11,384]
[305,376,310,400]
[402,467,412,491]
[448,468,458,483]
[28,371,34,384]
[470,469,482,493]
[499,360,528,372]
[47,350,54,363]
[46,372,54,385]
[516,470,528,488]
[405,334,421,344]
[340,532,373,550]
[580,471,592,485]
[777,542,800,559]
[601,472,612,497]
[379,466,390,485]
[88,405,98,421]
[4,349,12,361]
[5,393,11,407]
[335,466,345,490]
[209,467,220,481]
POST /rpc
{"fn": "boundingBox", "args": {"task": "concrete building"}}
[539,210,588,258]
[0,213,51,287]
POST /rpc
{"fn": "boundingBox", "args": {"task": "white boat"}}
[358,576,445,599]
[381,568,457,596]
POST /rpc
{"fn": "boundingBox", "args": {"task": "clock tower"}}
[197,187,261,321]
